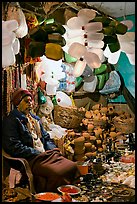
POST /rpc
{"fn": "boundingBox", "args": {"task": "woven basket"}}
[112,117,135,134]
[54,105,85,129]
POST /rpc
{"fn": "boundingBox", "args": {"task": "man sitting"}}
[2,88,80,192]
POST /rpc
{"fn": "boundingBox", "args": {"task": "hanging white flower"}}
[62,8,106,77]
[6,2,28,38]
[2,20,19,67]
[104,32,135,65]
[40,56,65,83]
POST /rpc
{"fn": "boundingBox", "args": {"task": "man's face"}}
[17,95,33,115]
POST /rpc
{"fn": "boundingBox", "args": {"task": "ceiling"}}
[87,2,135,18]
[2,2,135,24]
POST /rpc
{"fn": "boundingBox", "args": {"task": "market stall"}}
[2,2,135,202]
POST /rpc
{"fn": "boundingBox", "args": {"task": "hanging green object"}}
[42,22,66,35]
[96,74,106,90]
[115,23,127,35]
[94,64,107,75]
[64,52,77,63]
[28,41,45,58]
[29,26,49,43]
[102,26,115,35]
[37,16,47,25]
[105,72,109,81]
[38,87,47,104]
[44,18,54,24]
[37,17,54,25]
[75,77,83,88]
[108,40,120,53]
[29,22,66,43]
[104,35,120,53]
[109,19,119,27]
[52,96,57,105]
[91,16,112,26]
[48,34,66,47]
[104,35,118,44]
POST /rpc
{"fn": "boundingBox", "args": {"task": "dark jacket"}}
[2,108,56,160]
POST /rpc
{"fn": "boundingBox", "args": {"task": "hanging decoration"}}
[104,32,135,65]
[102,17,134,65]
[21,73,27,89]
[64,52,77,63]
[75,77,83,88]
[24,18,66,63]
[68,42,102,77]
[99,70,121,94]
[2,2,29,67]
[57,63,67,92]
[62,7,134,80]
[37,87,47,104]
[120,20,134,31]
[2,20,20,67]
[25,13,39,30]
[56,91,72,107]
[83,75,98,93]
[2,2,134,98]
[82,65,94,79]
[65,63,76,93]
[38,56,65,95]
[117,32,135,65]
[6,2,28,38]
[62,8,106,76]
[45,43,63,61]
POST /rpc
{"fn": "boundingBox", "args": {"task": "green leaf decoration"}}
[108,40,120,53]
[48,33,66,47]
[28,41,45,58]
[44,18,54,24]
[94,64,107,75]
[42,22,66,35]
[105,72,109,81]
[75,77,83,88]
[91,16,112,26]
[109,20,119,27]
[29,26,49,43]
[38,88,47,104]
[52,96,57,105]
[103,35,118,44]
[115,23,128,34]
[37,16,47,25]
[96,74,106,90]
[64,52,77,63]
[102,26,115,35]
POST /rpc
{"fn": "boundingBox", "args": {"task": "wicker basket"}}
[54,105,85,129]
[112,117,135,134]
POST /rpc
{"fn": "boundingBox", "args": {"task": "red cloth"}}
[28,148,81,192]
[12,88,32,106]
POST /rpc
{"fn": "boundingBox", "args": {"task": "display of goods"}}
[92,118,108,128]
[112,117,135,134]
[34,192,60,201]
[54,105,85,129]
[120,155,135,163]
[2,187,31,202]
[77,161,89,175]
[54,137,65,155]
[57,185,81,195]
[61,193,72,202]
